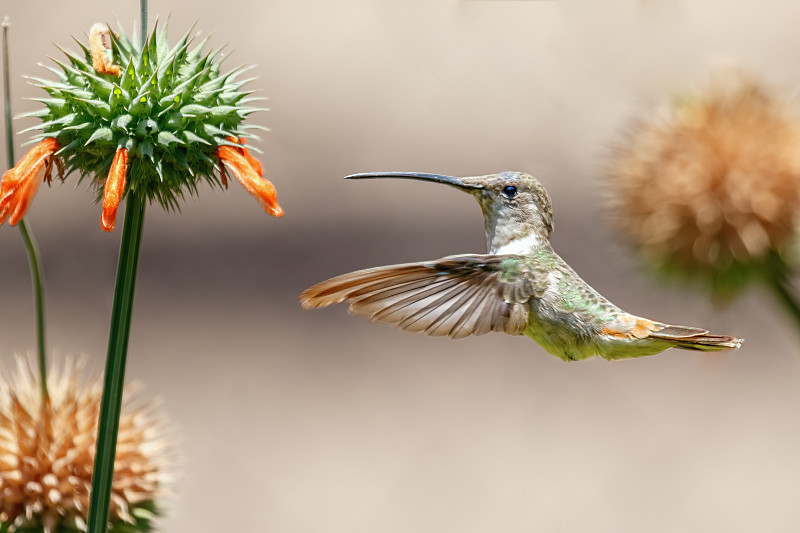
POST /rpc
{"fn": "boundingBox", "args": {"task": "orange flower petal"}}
[238,138,264,177]
[9,175,43,226]
[216,145,283,217]
[224,136,264,177]
[0,169,18,225]
[101,148,128,232]
[0,138,61,226]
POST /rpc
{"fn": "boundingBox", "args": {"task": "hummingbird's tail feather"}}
[648,324,743,352]
[300,255,534,338]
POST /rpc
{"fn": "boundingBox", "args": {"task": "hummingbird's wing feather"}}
[299,254,539,338]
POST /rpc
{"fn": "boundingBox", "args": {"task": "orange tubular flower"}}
[215,138,284,217]
[101,147,129,232]
[0,137,62,226]
[237,138,264,177]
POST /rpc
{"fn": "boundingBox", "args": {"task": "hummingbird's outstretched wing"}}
[300,254,546,339]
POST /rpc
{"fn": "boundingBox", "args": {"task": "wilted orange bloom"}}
[101,147,129,232]
[0,137,62,226]
[89,23,121,76]
[215,137,284,217]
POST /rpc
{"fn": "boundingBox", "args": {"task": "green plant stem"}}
[86,4,149,530]
[3,16,48,401]
[86,193,146,533]
[766,275,800,334]
[2,18,12,159]
[18,219,48,397]
[140,1,147,48]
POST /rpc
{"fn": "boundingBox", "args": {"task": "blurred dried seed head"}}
[0,356,173,533]
[607,75,800,297]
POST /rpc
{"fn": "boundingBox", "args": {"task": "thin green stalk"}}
[3,16,48,400]
[766,275,800,334]
[17,219,48,396]
[760,250,800,336]
[140,1,147,48]
[86,193,146,533]
[2,18,12,159]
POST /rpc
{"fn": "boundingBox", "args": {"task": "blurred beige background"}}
[2,1,800,531]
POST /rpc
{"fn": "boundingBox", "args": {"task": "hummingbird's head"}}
[346,171,554,254]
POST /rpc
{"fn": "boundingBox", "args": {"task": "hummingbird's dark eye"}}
[502,185,517,198]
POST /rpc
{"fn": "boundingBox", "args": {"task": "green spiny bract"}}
[23,21,267,209]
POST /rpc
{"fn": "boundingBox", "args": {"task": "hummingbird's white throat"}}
[477,190,550,255]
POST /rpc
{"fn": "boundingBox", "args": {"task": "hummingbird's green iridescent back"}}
[509,246,661,360]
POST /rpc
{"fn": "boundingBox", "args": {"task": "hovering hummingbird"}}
[300,172,742,361]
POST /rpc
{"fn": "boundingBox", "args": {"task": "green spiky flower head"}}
[2,21,282,232]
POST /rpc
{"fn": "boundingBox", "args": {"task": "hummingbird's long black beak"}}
[345,172,484,191]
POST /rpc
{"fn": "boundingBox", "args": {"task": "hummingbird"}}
[299,172,742,361]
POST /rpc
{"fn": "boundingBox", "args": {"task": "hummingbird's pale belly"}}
[524,298,601,361]
[524,290,674,361]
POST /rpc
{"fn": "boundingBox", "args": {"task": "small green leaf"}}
[155,21,170,62]
[208,105,239,118]
[124,137,137,152]
[23,113,78,131]
[172,148,195,176]
[85,127,114,145]
[80,99,112,119]
[134,76,156,100]
[139,140,155,161]
[19,108,51,119]
[182,130,211,145]
[121,58,137,92]
[136,118,159,136]
[162,112,184,129]
[127,93,151,115]
[157,131,183,146]
[30,97,70,113]
[186,36,210,64]
[179,104,210,116]
[54,138,81,155]
[63,122,93,131]
[203,123,231,138]
[58,45,90,72]
[111,114,134,131]
[77,70,115,98]
[177,68,210,97]
[109,84,126,110]
[220,92,243,105]
[158,93,179,108]
[140,46,151,73]
[194,88,225,104]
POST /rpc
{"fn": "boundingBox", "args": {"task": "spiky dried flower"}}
[0,356,172,533]
[1,20,282,232]
[607,76,800,297]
